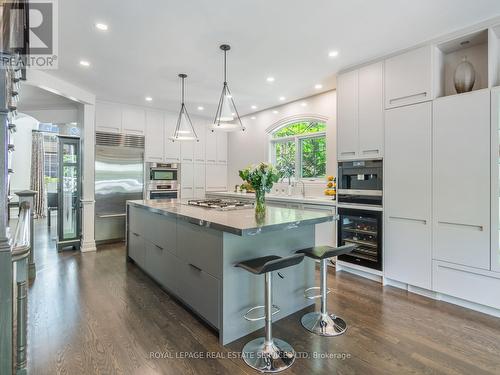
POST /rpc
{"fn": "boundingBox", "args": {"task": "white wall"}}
[227,90,337,191]
[23,108,78,124]
[10,115,39,198]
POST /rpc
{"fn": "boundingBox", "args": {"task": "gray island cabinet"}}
[126,199,335,345]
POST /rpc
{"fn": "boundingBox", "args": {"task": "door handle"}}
[189,263,202,272]
[97,213,126,218]
[438,221,484,231]
[132,232,139,237]
[389,92,427,105]
[388,216,427,225]
[155,244,163,251]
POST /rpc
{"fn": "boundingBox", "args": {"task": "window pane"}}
[273,121,326,138]
[274,141,296,178]
[301,136,326,178]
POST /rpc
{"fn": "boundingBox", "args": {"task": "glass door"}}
[337,208,382,270]
[57,136,81,250]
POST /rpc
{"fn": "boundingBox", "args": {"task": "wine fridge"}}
[337,207,382,271]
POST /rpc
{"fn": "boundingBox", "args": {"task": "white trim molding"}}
[265,113,330,134]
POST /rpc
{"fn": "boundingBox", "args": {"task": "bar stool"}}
[236,253,305,373]
[296,244,355,336]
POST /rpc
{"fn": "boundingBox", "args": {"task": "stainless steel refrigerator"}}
[95,132,144,243]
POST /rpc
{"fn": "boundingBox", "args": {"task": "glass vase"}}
[254,189,266,218]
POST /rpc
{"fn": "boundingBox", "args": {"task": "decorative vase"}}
[454,56,476,94]
[254,189,266,217]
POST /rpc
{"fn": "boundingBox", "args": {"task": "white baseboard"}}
[336,261,383,283]
[80,239,96,253]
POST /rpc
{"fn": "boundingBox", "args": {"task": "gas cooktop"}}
[186,199,254,211]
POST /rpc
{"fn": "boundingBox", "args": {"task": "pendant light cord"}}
[181,75,185,104]
[224,49,227,84]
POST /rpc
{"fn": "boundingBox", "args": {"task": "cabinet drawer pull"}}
[362,149,379,154]
[132,232,140,237]
[389,92,427,105]
[155,244,163,250]
[340,151,356,156]
[388,216,427,225]
[438,221,484,231]
[189,263,202,272]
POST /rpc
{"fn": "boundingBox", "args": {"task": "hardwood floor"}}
[25,218,500,374]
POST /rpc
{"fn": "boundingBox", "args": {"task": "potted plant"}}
[239,162,280,217]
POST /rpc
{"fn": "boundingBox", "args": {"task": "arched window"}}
[269,120,326,179]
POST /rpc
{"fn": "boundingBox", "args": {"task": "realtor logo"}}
[1,0,58,69]
[28,2,53,55]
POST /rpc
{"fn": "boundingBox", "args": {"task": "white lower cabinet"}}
[433,261,500,310]
[302,204,336,247]
[384,102,432,289]
[194,163,206,198]
[432,90,491,270]
[180,163,194,199]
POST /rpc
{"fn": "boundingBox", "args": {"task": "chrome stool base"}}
[242,337,296,373]
[301,311,347,337]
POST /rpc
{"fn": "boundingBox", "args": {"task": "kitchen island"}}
[126,199,335,345]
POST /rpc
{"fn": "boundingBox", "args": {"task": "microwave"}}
[149,163,178,181]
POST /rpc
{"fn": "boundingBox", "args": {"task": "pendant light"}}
[211,44,245,132]
[169,73,198,142]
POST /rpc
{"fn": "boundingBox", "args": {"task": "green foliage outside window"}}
[271,121,326,179]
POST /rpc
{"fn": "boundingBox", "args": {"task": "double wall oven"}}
[146,163,179,199]
[337,160,383,271]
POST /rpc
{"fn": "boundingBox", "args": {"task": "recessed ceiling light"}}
[273,110,279,114]
[301,102,307,107]
[197,106,204,111]
[95,23,108,31]
[251,105,257,110]
[328,50,339,58]
[266,77,275,83]
[145,96,153,102]
[250,116,256,120]
[314,84,323,89]
[279,96,286,101]
[79,60,90,67]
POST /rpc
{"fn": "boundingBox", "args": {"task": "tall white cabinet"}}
[432,90,491,270]
[337,62,384,160]
[384,102,432,289]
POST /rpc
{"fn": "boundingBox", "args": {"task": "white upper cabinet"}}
[337,69,358,160]
[145,110,164,162]
[337,62,384,160]
[358,62,384,158]
[384,102,432,289]
[122,106,145,135]
[433,89,491,270]
[164,113,181,162]
[193,122,206,163]
[95,101,122,133]
[194,163,206,198]
[205,130,217,164]
[216,132,228,164]
[385,45,433,108]
[206,164,227,191]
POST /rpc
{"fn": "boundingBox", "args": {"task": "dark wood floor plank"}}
[21,218,500,375]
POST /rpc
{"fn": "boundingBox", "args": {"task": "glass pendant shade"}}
[169,74,198,142]
[212,44,245,132]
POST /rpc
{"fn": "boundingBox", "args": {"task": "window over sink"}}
[269,120,326,180]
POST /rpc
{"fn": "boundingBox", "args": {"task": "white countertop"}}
[207,191,337,207]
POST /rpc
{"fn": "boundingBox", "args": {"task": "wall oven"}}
[146,163,179,200]
[338,160,382,206]
[150,164,178,181]
[337,207,382,271]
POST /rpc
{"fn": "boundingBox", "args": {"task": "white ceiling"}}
[44,0,500,117]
